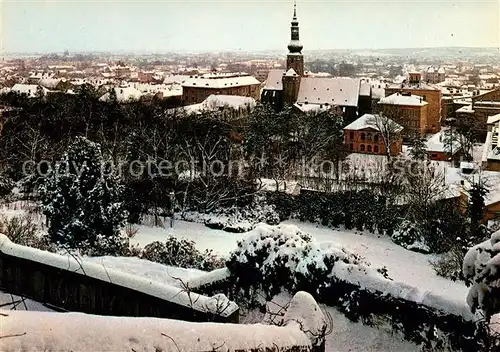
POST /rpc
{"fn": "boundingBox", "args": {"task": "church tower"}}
[286,1,304,77]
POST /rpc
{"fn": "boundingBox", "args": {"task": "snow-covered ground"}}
[0,203,469,351]
[281,220,469,311]
[131,219,468,310]
[131,221,245,257]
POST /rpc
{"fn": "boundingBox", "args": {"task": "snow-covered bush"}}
[227,223,390,300]
[392,220,430,253]
[141,237,225,271]
[463,229,500,320]
[39,137,128,251]
[0,214,51,251]
[431,224,491,282]
[180,194,280,233]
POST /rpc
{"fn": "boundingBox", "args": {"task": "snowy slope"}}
[130,219,471,318]
[282,220,470,317]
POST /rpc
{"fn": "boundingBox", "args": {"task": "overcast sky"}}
[2,0,499,53]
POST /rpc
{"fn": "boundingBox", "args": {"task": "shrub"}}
[227,223,390,300]
[0,214,52,251]
[431,250,465,282]
[203,194,280,233]
[124,223,139,238]
[141,236,225,271]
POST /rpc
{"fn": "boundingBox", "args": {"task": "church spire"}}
[287,1,303,54]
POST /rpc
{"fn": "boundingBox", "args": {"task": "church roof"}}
[296,77,360,107]
[263,69,285,90]
[285,68,298,77]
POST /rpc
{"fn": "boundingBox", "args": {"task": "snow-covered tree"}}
[40,136,127,250]
[469,182,489,230]
[463,229,500,320]
[409,134,427,161]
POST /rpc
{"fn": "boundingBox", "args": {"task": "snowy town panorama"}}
[1,1,500,351]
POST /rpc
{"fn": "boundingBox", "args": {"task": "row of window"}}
[349,144,380,153]
[348,132,380,142]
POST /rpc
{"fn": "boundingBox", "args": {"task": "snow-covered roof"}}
[425,129,461,153]
[488,113,500,125]
[181,94,256,115]
[11,84,49,98]
[344,113,403,132]
[379,93,428,106]
[456,104,474,113]
[163,74,191,85]
[99,86,143,102]
[263,69,285,90]
[445,167,500,206]
[296,77,360,107]
[203,94,256,109]
[285,68,298,77]
[38,78,62,89]
[182,75,260,89]
[293,102,336,113]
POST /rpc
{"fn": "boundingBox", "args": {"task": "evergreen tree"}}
[468,182,489,230]
[40,136,127,250]
[409,134,427,161]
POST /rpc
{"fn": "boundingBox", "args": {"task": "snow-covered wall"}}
[0,291,326,352]
[0,234,238,322]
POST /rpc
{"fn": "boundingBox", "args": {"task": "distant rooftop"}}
[379,92,427,106]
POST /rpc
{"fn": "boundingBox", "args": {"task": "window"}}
[367,133,372,141]
[432,153,437,159]
[422,95,427,101]
[360,144,365,151]
[350,132,354,140]
[374,134,379,142]
[374,145,379,153]
[361,133,366,141]
[367,145,372,152]
[349,143,353,150]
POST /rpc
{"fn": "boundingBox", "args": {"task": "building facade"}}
[482,114,500,171]
[385,77,442,134]
[378,92,428,138]
[344,114,403,156]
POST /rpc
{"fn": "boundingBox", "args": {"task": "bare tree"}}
[366,112,403,162]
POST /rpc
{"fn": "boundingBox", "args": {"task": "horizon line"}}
[2,45,500,56]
